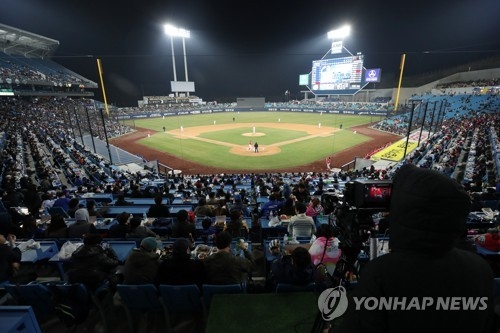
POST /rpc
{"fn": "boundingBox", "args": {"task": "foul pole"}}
[393,53,406,113]
[96,58,110,116]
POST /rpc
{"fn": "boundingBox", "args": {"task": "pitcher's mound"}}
[231,145,281,156]
[242,132,265,137]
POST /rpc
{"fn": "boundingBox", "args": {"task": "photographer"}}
[336,164,495,333]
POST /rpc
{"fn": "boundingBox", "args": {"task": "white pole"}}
[182,37,189,96]
[170,36,178,97]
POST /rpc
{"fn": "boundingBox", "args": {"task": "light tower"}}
[164,24,192,97]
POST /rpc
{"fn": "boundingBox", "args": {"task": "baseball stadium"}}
[1,17,500,333]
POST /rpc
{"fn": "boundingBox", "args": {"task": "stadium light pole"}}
[326,25,350,157]
[164,24,190,97]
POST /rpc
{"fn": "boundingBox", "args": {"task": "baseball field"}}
[111,111,400,174]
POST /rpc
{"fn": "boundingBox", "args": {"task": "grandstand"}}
[0,23,97,97]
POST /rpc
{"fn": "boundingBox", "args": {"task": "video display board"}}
[310,55,364,95]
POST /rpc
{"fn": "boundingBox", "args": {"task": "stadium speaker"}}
[321,192,339,215]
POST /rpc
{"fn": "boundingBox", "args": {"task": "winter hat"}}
[140,237,158,252]
[389,164,471,252]
[269,239,281,255]
[74,208,89,222]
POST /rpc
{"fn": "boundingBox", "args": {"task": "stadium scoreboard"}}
[310,54,364,95]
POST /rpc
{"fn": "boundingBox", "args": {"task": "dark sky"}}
[1,0,500,106]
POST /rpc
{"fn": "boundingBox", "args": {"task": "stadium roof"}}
[0,23,59,58]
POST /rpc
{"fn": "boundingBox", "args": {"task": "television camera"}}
[324,179,392,287]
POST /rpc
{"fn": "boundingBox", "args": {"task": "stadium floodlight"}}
[164,24,191,96]
[164,24,190,38]
[327,25,350,40]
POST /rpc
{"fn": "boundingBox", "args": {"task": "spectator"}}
[146,195,170,218]
[281,197,296,217]
[206,191,218,206]
[0,224,22,284]
[67,208,98,238]
[122,237,160,284]
[171,209,196,239]
[203,231,254,285]
[155,238,205,288]
[107,212,130,238]
[308,224,341,288]
[40,191,55,212]
[268,246,316,289]
[291,183,309,204]
[67,198,80,218]
[306,197,324,226]
[230,194,249,217]
[288,201,316,237]
[67,233,120,291]
[114,194,133,206]
[3,187,24,208]
[52,191,71,213]
[268,185,280,200]
[336,164,495,333]
[200,217,217,244]
[127,217,157,238]
[313,183,325,196]
[86,200,103,218]
[194,197,214,217]
[259,193,284,218]
[23,183,41,218]
[213,199,228,217]
[0,200,12,225]
[43,214,68,238]
[224,209,249,239]
[18,216,44,239]
[39,176,52,193]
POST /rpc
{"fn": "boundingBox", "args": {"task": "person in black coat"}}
[268,246,316,290]
[171,209,196,239]
[107,212,130,238]
[155,238,204,288]
[0,224,21,284]
[67,233,120,291]
[336,164,496,333]
[146,195,170,218]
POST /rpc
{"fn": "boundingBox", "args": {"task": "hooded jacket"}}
[122,247,159,284]
[337,164,495,333]
[67,244,120,290]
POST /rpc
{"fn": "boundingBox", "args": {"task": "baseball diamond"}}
[111,112,400,175]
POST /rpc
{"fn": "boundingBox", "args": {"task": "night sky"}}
[1,0,499,106]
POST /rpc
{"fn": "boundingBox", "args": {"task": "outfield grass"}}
[125,112,375,170]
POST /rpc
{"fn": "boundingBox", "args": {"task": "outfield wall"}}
[114,107,388,120]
